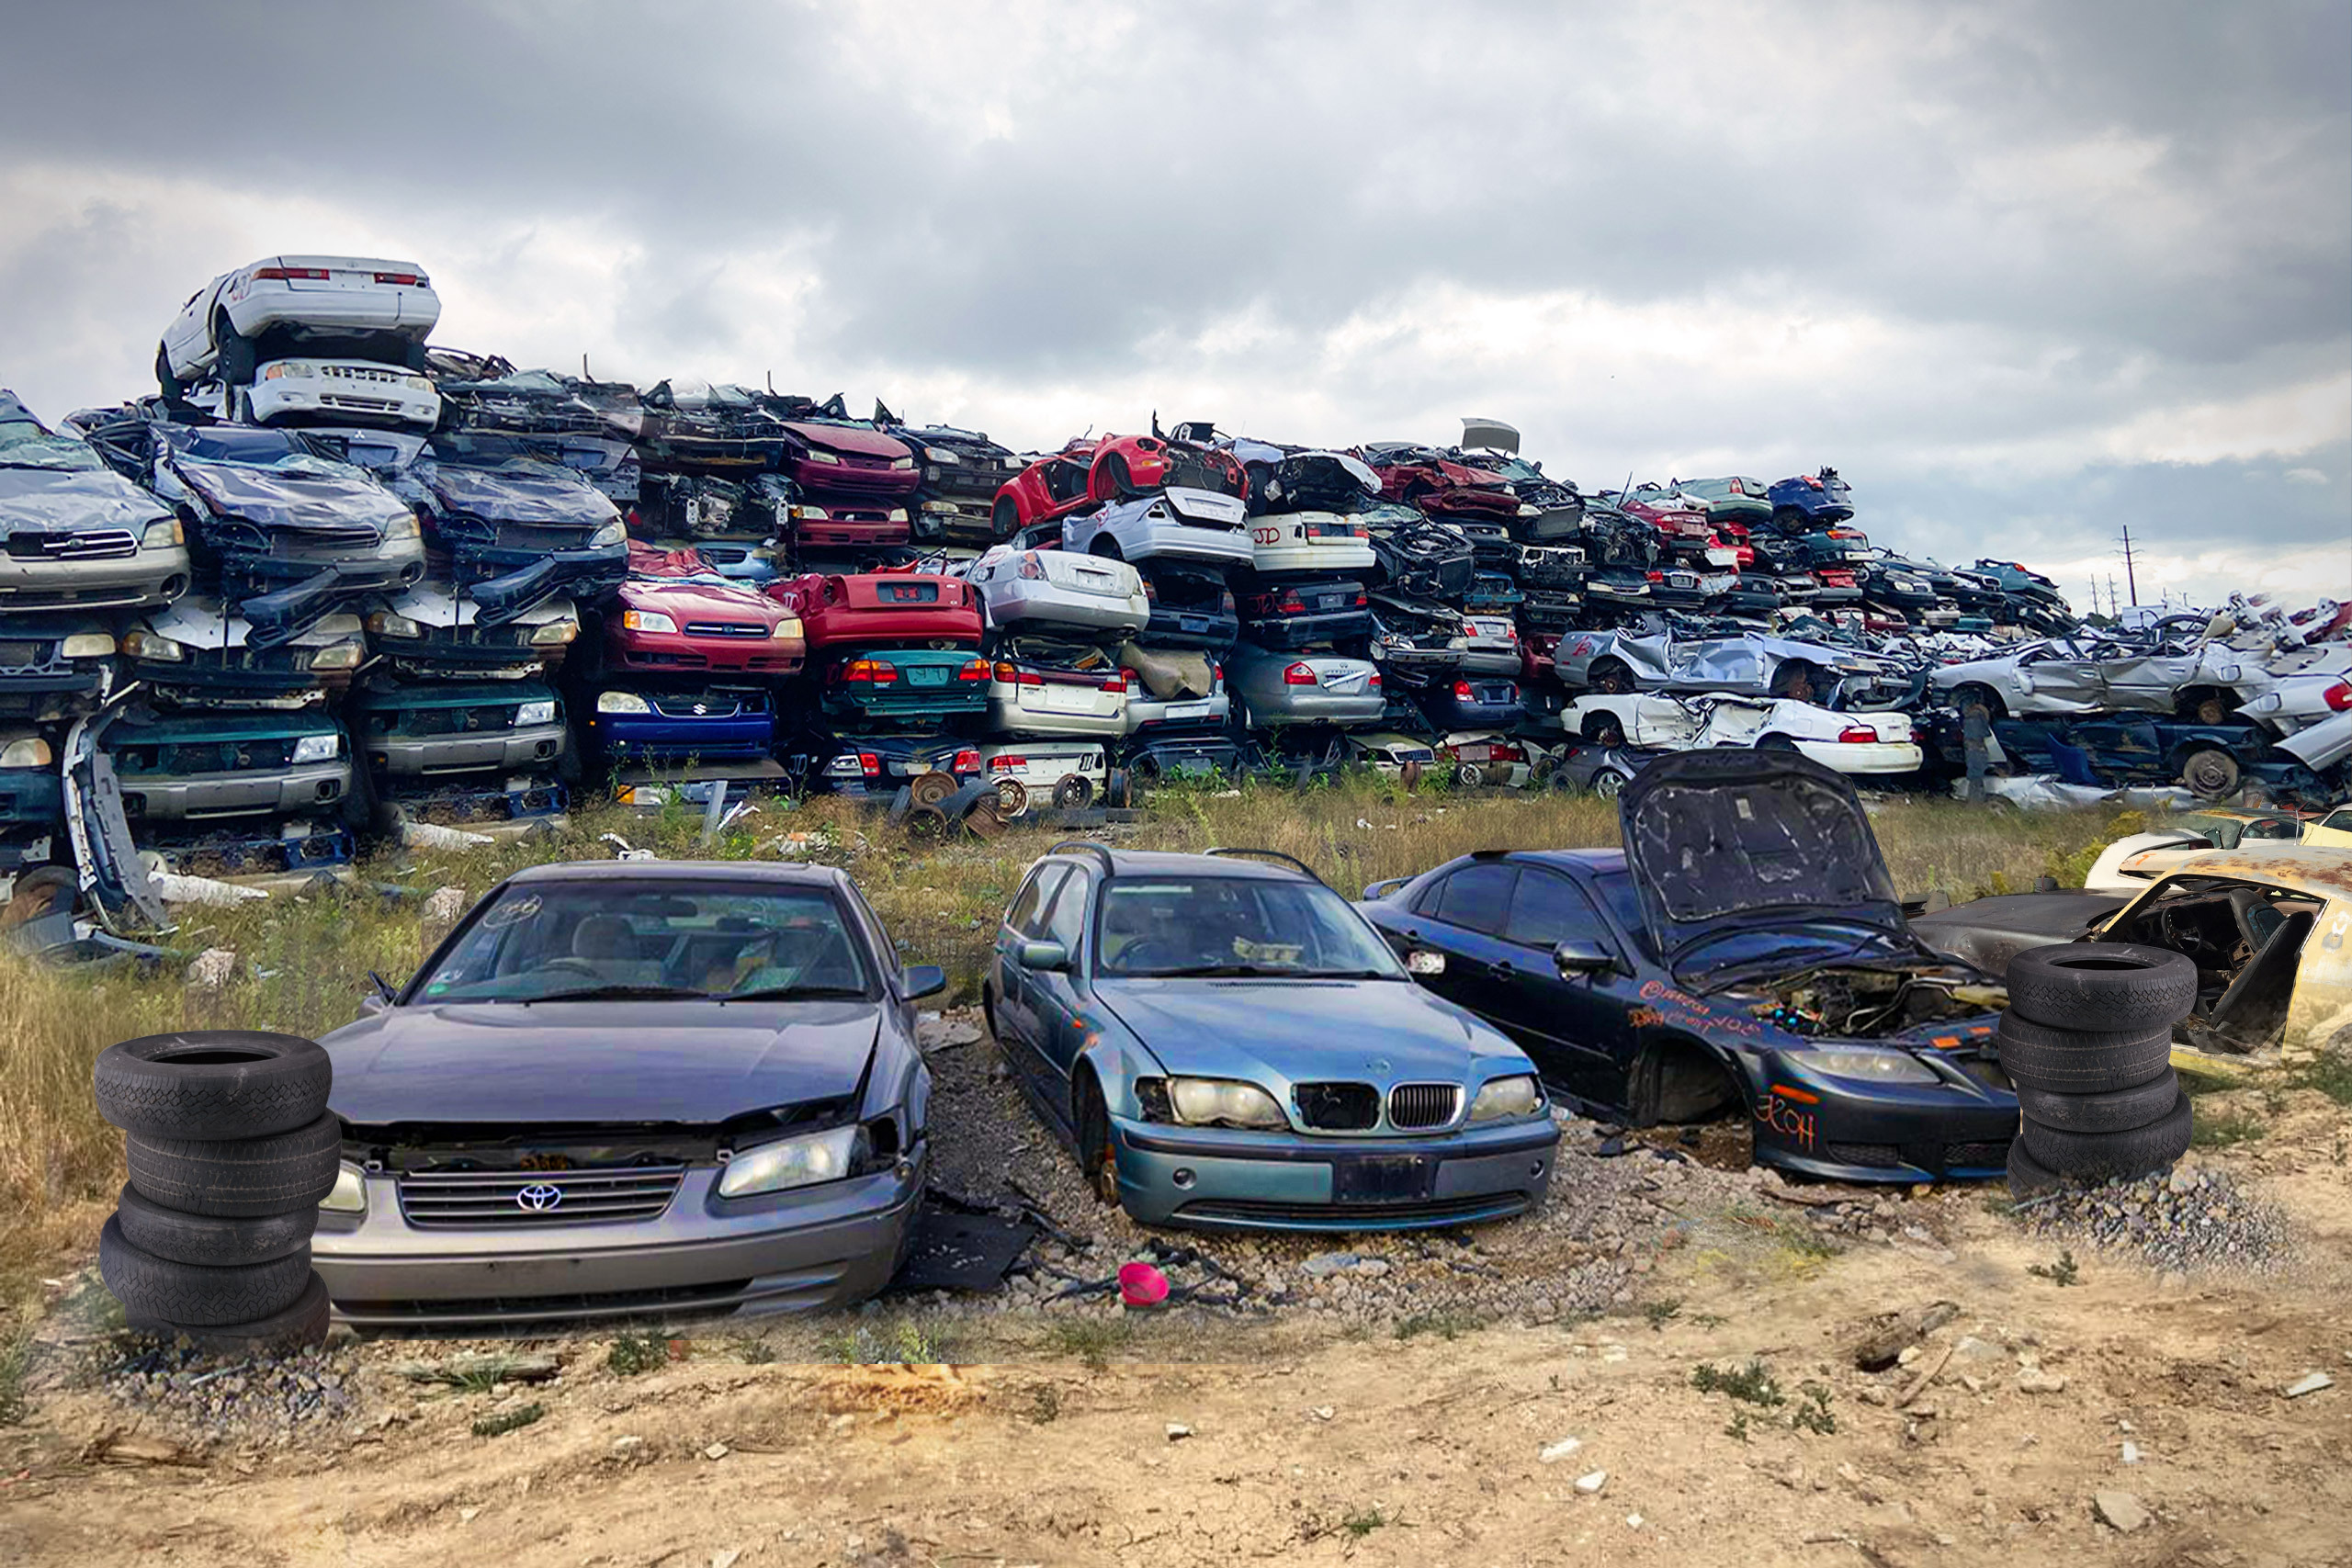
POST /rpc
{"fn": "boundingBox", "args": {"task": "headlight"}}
[527,619,579,646]
[514,700,557,727]
[923,446,960,464]
[263,362,316,381]
[771,615,803,640]
[60,633,117,659]
[290,734,340,764]
[320,1162,367,1213]
[404,375,432,390]
[718,1125,864,1197]
[368,611,423,639]
[1168,1077,1288,1130]
[1469,1074,1544,1121]
[889,456,914,470]
[620,609,677,634]
[0,738,52,769]
[806,449,842,465]
[121,630,185,661]
[1801,1047,1941,1085]
[386,513,421,542]
[589,520,627,547]
[141,518,184,547]
[596,690,650,714]
[310,639,364,671]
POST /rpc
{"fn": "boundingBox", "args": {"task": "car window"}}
[1427,863,1518,936]
[1501,869,1611,951]
[1042,869,1092,954]
[1590,869,1660,963]
[2322,810,2352,832]
[1095,876,1405,978]
[1006,864,1066,938]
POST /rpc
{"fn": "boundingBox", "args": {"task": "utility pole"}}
[2117,525,2140,606]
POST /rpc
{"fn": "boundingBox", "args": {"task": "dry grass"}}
[0,774,2123,1323]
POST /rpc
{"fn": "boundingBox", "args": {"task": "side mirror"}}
[1554,938,1620,978]
[903,964,947,1000]
[1018,940,1070,973]
[359,991,389,1015]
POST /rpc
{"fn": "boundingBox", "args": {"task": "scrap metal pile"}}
[1,253,2346,923]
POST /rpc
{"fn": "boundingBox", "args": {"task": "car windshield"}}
[1095,875,1406,979]
[412,881,870,1003]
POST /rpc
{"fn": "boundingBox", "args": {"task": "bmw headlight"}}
[1469,1074,1544,1122]
[596,690,650,714]
[290,733,340,764]
[309,639,364,671]
[141,518,184,547]
[514,700,557,727]
[1802,1047,1940,1085]
[60,633,117,659]
[620,609,677,635]
[718,1125,865,1197]
[589,520,627,547]
[1167,1077,1288,1130]
[771,615,803,640]
[320,1162,367,1213]
[385,513,422,542]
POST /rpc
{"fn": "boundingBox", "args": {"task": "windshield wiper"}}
[717,985,869,1002]
[1128,963,1308,979]
[522,984,706,1004]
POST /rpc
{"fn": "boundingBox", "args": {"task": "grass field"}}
[0,774,2129,1329]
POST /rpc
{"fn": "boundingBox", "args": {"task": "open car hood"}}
[1618,749,1907,986]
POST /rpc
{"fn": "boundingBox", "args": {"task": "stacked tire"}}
[1997,944,2197,1195]
[93,1032,338,1351]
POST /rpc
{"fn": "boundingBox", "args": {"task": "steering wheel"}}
[1113,938,1173,972]
[539,957,603,979]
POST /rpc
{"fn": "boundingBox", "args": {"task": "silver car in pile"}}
[1228,644,1384,728]
[1063,485,1255,568]
[965,531,1149,635]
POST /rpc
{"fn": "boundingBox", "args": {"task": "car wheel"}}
[214,313,256,387]
[2004,942,2198,1034]
[2014,1068,2180,1134]
[992,777,1029,817]
[1,864,79,930]
[1589,659,1634,694]
[1090,536,1125,562]
[124,1111,343,1218]
[980,983,999,1041]
[1456,761,1486,788]
[154,341,183,401]
[2178,747,2240,798]
[1996,1014,2175,1095]
[1076,1075,1119,1206]
[114,1180,316,1268]
[1756,733,1801,753]
[1579,713,1626,748]
[990,497,1020,538]
[1053,773,1094,810]
[1591,767,1629,799]
[1104,767,1134,809]
[1952,683,2004,721]
[124,1269,331,1355]
[2019,1088,2193,1180]
[1101,453,1135,500]
[94,1030,334,1142]
[98,1213,313,1326]
[909,771,957,809]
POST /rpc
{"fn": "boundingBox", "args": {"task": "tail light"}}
[958,657,992,682]
[1453,680,1474,699]
[839,659,898,684]
[1102,671,1127,694]
[1018,552,1045,580]
[992,660,1040,685]
[372,272,424,286]
[989,755,1026,773]
[251,265,330,280]
[1495,743,1526,763]
[1368,672,1382,689]
[1279,591,1306,613]
[1211,661,1224,683]
[1353,592,1368,607]
[2326,681,2352,713]
[1645,570,1664,582]
[1838,725,1878,743]
[859,751,882,779]
[952,749,980,773]
[1282,662,1317,685]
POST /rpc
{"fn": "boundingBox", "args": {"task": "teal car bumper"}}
[1108,1114,1557,1232]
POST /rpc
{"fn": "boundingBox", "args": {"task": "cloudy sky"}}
[3,1,2346,609]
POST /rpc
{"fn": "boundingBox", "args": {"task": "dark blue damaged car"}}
[1358,750,2020,1184]
[984,844,1559,1232]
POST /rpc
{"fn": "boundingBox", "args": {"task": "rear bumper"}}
[1792,739,1922,774]
[1110,1118,1557,1232]
[985,582,1148,633]
[1120,525,1254,568]
[1238,610,1374,649]
[987,694,1128,738]
[1249,691,1385,727]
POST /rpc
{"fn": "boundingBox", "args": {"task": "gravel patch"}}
[88,1334,362,1449]
[2008,1164,2295,1275]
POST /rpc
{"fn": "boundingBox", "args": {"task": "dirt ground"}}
[4,1087,2348,1568]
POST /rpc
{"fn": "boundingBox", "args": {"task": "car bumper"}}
[0,665,110,719]
[315,1153,925,1326]
[986,583,1149,634]
[0,548,192,612]
[1121,525,1254,568]
[1138,609,1240,649]
[1238,610,1374,649]
[1746,1062,2017,1184]
[1249,691,1385,727]
[1109,1117,1557,1232]
[1250,543,1377,576]
[1792,740,1922,774]
[247,379,439,432]
[364,721,568,779]
[1125,695,1229,731]
[594,710,776,761]
[987,694,1128,738]
[117,760,350,822]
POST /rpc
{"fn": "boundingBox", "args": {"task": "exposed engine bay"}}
[1736,964,2009,1039]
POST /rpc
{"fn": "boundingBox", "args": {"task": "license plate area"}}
[1331,1153,1436,1202]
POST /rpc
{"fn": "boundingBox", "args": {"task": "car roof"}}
[502,859,849,888]
[1482,849,1629,875]
[1048,846,1308,881]
[2143,845,2352,895]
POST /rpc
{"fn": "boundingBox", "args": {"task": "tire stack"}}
[1997,944,2198,1196]
[93,1032,340,1352]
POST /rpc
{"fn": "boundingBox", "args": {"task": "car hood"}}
[1618,748,1906,985]
[414,456,618,530]
[785,422,910,461]
[169,452,413,536]
[1098,979,1513,1082]
[321,999,880,1126]
[615,574,786,624]
[0,465,175,536]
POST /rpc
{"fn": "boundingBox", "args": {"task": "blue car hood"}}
[1096,978,1514,1082]
[321,999,878,1126]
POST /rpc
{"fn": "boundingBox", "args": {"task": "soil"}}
[3,1061,2347,1567]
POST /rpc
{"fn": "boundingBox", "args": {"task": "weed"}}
[1792,1382,1838,1435]
[1342,1507,1387,1538]
[1042,1317,1133,1372]
[1690,1359,1785,1408]
[607,1331,667,1377]
[2028,1249,2081,1287]
[2190,1110,2267,1149]
[2297,1053,2352,1108]
[823,1319,954,1365]
[731,1337,778,1365]
[1395,1311,1477,1342]
[1026,1384,1062,1423]
[0,1325,27,1425]
[447,1367,506,1396]
[1642,1298,1682,1331]
[1724,1410,1752,1442]
[472,1402,545,1438]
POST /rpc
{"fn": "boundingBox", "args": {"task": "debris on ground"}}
[2008,1165,2295,1274]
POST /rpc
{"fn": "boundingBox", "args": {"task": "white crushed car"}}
[965,539,1148,635]
[977,739,1109,815]
[160,256,439,389]
[1565,692,1921,775]
[239,358,442,431]
[1248,510,1375,576]
[1063,485,1254,568]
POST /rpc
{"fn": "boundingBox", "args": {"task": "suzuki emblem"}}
[516,1183,563,1213]
[691,703,708,715]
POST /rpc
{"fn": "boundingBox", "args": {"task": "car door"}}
[995,863,1065,1055]
[1023,866,1097,1122]
[1387,863,1520,1019]
[1489,869,1634,1100]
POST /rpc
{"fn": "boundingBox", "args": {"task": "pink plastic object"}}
[1118,1261,1170,1309]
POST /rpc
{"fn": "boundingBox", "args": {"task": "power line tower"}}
[2117,525,2141,606]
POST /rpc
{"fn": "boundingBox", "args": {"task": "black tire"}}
[2020,1089,2194,1181]
[2007,1134,2064,1197]
[1076,1075,1118,1207]
[154,342,183,401]
[99,1213,312,1326]
[1053,773,1094,810]
[1996,1013,2174,1095]
[1589,660,1634,695]
[2004,942,2198,1032]
[115,1180,317,1267]
[1591,767,1630,799]
[93,1030,332,1142]
[2178,747,2240,798]
[1456,761,1487,788]
[214,314,257,388]
[1104,768,1133,809]
[2014,1068,2180,1135]
[2,864,79,929]
[125,1111,342,1219]
[127,1269,332,1355]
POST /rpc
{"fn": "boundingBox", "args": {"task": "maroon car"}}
[1361,444,1521,521]
[588,570,806,679]
[780,422,920,499]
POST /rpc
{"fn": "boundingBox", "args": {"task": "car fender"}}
[1072,1025,1165,1126]
[1630,1029,1750,1125]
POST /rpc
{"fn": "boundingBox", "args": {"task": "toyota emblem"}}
[516,1183,563,1213]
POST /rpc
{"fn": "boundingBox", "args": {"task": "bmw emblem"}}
[1366,1058,1391,1074]
[516,1183,563,1213]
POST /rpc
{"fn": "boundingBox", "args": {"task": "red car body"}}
[991,434,1248,535]
[1613,491,1717,554]
[991,439,1105,535]
[767,569,985,652]
[779,421,919,499]
[599,572,805,677]
[1364,450,1515,509]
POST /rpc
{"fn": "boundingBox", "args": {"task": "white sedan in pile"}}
[1248,510,1376,576]
[1063,486,1255,568]
[160,256,440,389]
[964,536,1149,635]
[1564,692,1921,775]
[236,358,442,431]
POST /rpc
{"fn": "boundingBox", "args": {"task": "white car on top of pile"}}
[1248,510,1375,576]
[159,256,440,389]
[1062,485,1254,567]
[1564,691,1921,775]
[964,527,1149,634]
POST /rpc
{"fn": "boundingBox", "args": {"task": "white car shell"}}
[984,653,1131,738]
[1064,485,1253,568]
[1248,510,1375,576]
[164,257,438,381]
[977,739,1109,815]
[1565,692,1922,775]
[243,358,442,431]
[966,546,1148,635]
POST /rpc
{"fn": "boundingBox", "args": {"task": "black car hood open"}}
[1618,749,1906,986]
[322,998,879,1127]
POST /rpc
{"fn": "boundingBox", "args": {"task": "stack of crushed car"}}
[3,250,2346,919]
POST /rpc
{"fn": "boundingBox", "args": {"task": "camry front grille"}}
[1386,1083,1461,1131]
[396,1163,686,1227]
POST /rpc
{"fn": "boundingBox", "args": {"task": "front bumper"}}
[593,704,776,762]
[0,662,110,720]
[1109,1117,1557,1232]
[118,758,350,822]
[0,546,192,612]
[366,720,568,780]
[315,1152,925,1326]
[1747,1050,2017,1183]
